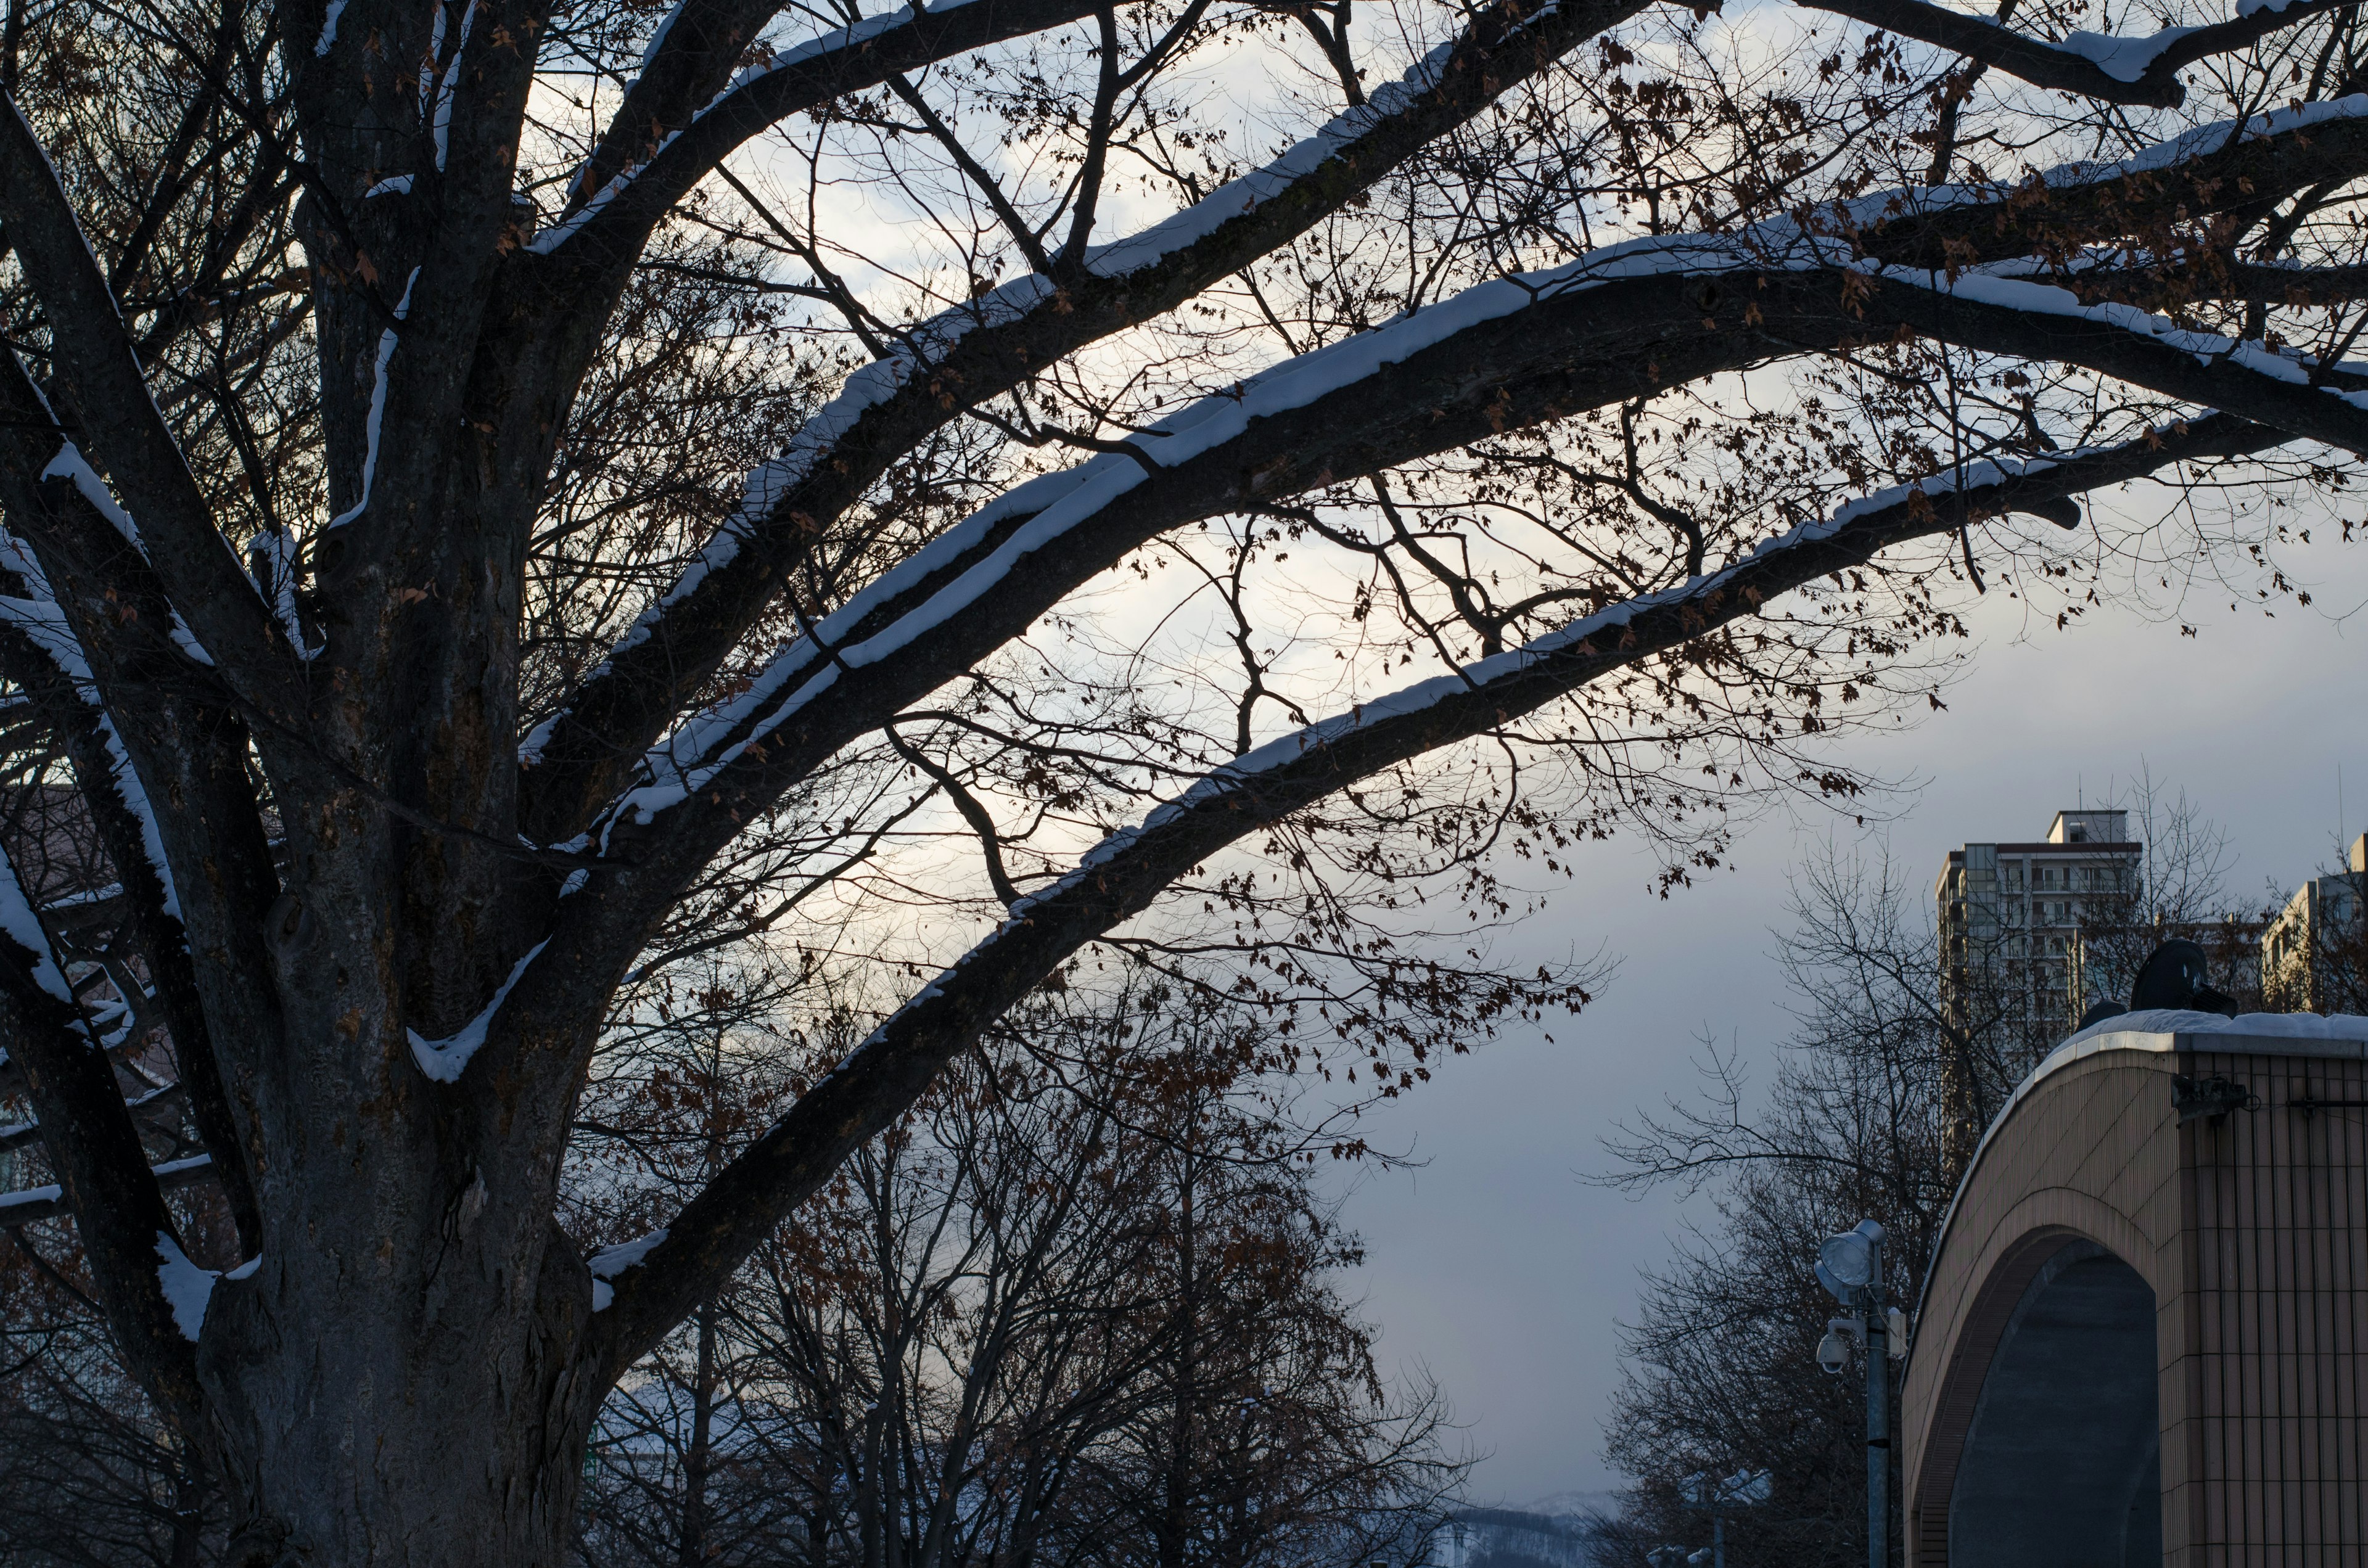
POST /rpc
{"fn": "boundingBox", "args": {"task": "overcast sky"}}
[1328,526,2368,1510]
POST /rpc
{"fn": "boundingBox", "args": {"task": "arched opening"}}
[1949,1241,2160,1568]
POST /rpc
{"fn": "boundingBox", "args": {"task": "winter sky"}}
[1334,517,2368,1508]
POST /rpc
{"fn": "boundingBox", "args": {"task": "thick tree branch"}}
[575,244,2368,927]
[0,853,210,1437]
[1795,0,2358,107]
[0,1152,216,1226]
[0,566,263,1250]
[524,94,2368,845]
[0,92,296,706]
[517,0,1658,836]
[589,411,2283,1362]
[0,351,289,1218]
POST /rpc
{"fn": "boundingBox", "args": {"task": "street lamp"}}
[1815,1220,1901,1568]
[1676,1467,1772,1568]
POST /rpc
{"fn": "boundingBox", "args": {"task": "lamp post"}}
[1815,1220,1902,1568]
[1670,1467,1770,1568]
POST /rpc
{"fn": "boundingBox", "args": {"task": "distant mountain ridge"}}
[1428,1492,1621,1568]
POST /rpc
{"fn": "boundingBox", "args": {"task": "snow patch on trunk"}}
[587,1228,669,1311]
[328,268,422,530]
[407,940,550,1083]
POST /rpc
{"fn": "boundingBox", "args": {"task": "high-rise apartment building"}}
[2261,832,2367,1012]
[1936,810,2144,1026]
[1934,811,2143,1170]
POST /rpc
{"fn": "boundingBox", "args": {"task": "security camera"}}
[1817,1315,1864,1374]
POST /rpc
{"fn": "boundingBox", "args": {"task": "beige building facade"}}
[1903,1020,2368,1568]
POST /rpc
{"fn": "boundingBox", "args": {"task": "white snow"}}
[588,1227,669,1311]
[35,445,218,666]
[2064,1007,2368,1048]
[420,0,448,123]
[0,838,74,1004]
[96,716,184,921]
[366,174,415,199]
[431,1,480,172]
[0,543,191,927]
[1867,261,2368,410]
[154,1233,216,1339]
[631,1,686,81]
[249,527,321,661]
[2060,25,2202,83]
[407,938,549,1082]
[0,1181,62,1213]
[151,1223,255,1340]
[329,268,422,528]
[42,445,142,547]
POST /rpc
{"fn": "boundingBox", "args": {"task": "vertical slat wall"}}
[2178,1050,2368,1568]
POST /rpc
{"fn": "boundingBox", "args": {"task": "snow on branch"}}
[586,1228,669,1311]
[0,827,75,1006]
[588,411,2280,1358]
[534,24,1476,662]
[0,1154,218,1227]
[326,268,422,535]
[0,536,187,928]
[1799,0,2355,106]
[407,939,551,1083]
[520,0,1626,787]
[592,99,2368,841]
[153,1226,258,1339]
[0,102,290,691]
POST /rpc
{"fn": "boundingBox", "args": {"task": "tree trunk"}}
[193,1233,604,1568]
[678,1300,719,1568]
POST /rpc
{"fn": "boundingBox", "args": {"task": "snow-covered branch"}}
[0,94,295,703]
[0,1153,215,1227]
[533,93,2368,857]
[0,377,270,1248]
[1800,0,2358,108]
[572,112,2368,903]
[522,0,1648,835]
[590,410,2283,1363]
[0,840,208,1430]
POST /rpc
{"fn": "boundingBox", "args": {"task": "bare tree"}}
[1594,790,2253,1562]
[574,983,1466,1568]
[1,0,2366,1558]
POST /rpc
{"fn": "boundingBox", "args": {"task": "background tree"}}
[1592,784,2258,1566]
[572,980,1465,1568]
[0,0,2365,1560]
